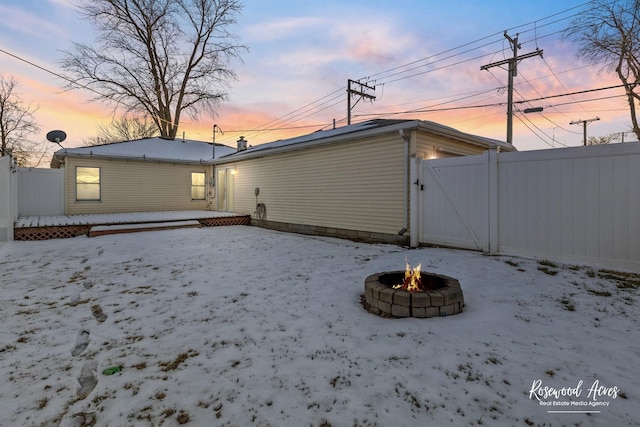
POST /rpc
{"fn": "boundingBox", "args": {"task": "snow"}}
[52,137,235,165]
[90,220,201,232]
[230,120,384,156]
[224,119,514,162]
[15,210,241,228]
[0,226,638,426]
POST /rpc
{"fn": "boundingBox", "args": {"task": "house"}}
[47,119,513,244]
[213,119,515,244]
[50,137,235,215]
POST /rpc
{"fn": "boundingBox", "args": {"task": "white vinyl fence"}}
[17,167,65,216]
[419,143,640,272]
[0,155,18,242]
[420,151,493,251]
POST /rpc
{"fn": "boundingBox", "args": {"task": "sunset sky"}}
[0,0,634,164]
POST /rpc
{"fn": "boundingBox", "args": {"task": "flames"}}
[393,261,422,292]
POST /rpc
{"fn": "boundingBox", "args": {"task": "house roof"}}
[50,119,513,168]
[216,119,514,163]
[50,137,235,168]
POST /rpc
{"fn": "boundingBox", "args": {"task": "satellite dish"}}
[46,130,67,144]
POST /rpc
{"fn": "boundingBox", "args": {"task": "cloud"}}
[245,16,327,42]
[0,4,68,42]
[237,16,422,114]
[45,0,76,10]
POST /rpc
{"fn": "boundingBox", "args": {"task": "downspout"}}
[398,129,409,239]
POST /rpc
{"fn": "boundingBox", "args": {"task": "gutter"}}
[51,151,214,166]
[214,119,511,167]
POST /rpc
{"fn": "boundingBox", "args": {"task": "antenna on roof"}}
[46,130,67,148]
[213,124,224,159]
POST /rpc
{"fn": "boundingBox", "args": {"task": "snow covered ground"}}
[0,226,638,427]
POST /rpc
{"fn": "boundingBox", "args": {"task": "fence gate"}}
[419,154,491,251]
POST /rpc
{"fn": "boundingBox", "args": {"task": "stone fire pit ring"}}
[364,271,464,318]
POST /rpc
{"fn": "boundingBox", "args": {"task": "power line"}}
[0,1,608,147]
[514,72,578,134]
[0,45,344,142]
[536,111,582,135]
[220,1,610,143]
[0,48,81,91]
[216,88,345,143]
[508,1,591,35]
[365,38,503,84]
[362,87,503,119]
[351,83,628,119]
[486,62,603,136]
[541,57,590,116]
[0,43,359,145]
[0,47,178,130]
[481,32,544,144]
[211,82,629,135]
[358,2,591,87]
[220,123,329,133]
[515,113,569,147]
[216,91,344,143]
[0,41,350,141]
[513,83,628,104]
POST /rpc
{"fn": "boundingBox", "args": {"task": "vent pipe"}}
[237,136,247,151]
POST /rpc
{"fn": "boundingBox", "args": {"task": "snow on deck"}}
[15,211,243,228]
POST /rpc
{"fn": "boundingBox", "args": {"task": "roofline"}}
[214,119,512,164]
[50,120,513,168]
[415,121,513,151]
[50,151,214,167]
[214,120,422,164]
[50,141,234,167]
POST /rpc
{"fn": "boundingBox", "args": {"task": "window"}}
[76,167,101,201]
[191,172,206,200]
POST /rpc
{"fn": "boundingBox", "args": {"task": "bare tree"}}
[564,0,640,140]
[61,0,246,140]
[84,115,159,146]
[587,133,621,145]
[0,74,45,167]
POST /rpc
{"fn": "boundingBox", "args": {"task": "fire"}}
[393,261,422,292]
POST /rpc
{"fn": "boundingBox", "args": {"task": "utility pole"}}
[347,79,376,125]
[570,117,600,145]
[480,32,543,145]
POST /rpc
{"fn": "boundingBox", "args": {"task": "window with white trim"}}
[191,172,206,200]
[76,167,101,201]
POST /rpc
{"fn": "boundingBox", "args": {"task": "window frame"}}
[75,166,101,202]
[191,171,206,200]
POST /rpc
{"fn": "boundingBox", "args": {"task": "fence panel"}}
[0,156,18,242]
[419,143,640,271]
[17,168,65,216]
[497,144,640,270]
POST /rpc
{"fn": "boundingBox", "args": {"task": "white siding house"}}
[45,120,513,245]
[214,119,514,244]
[50,137,235,215]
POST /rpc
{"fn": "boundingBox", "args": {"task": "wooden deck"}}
[14,211,251,241]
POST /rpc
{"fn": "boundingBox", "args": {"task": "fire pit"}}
[363,263,464,318]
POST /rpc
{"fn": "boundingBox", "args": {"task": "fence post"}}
[488,148,499,253]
